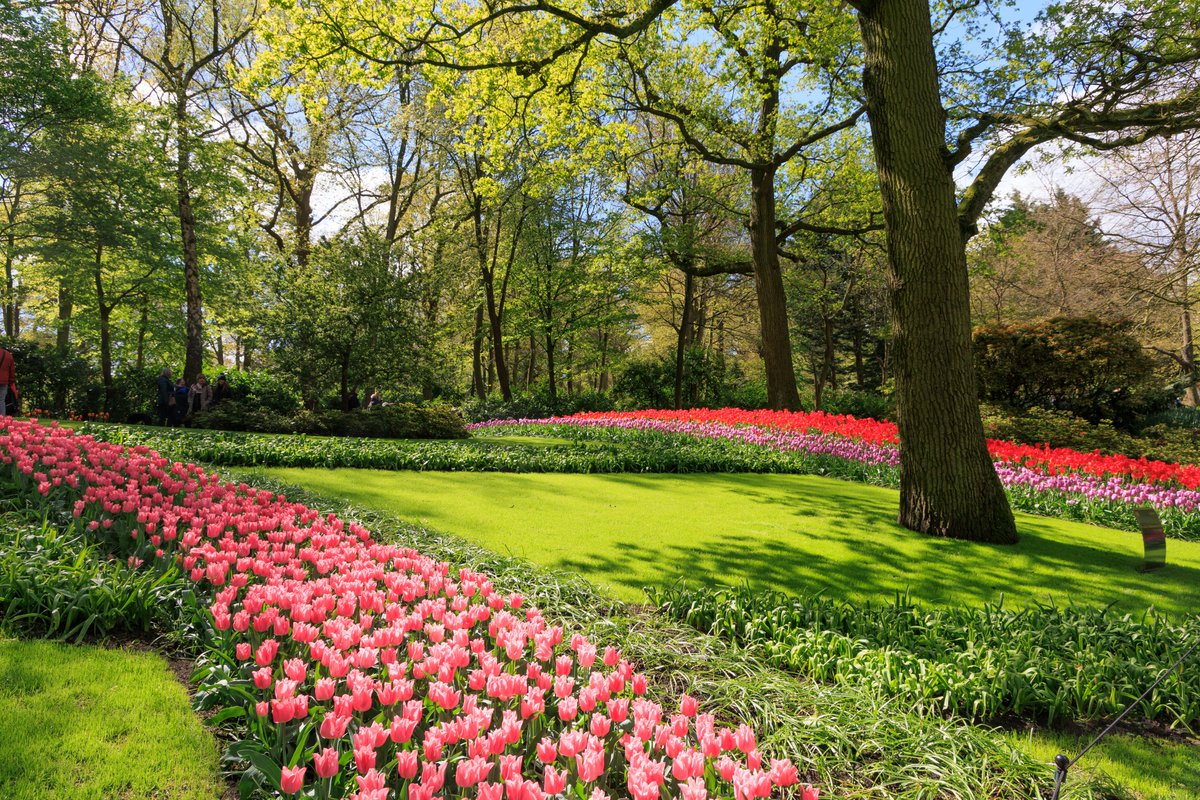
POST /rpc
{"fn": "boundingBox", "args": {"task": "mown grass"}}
[1008,729,1200,800]
[263,468,1200,616]
[0,639,223,800]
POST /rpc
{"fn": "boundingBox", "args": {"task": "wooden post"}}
[1133,507,1167,571]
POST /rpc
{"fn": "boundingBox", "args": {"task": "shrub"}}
[190,401,467,439]
[979,405,1137,452]
[0,337,96,416]
[460,391,615,423]
[974,317,1171,427]
[819,389,893,420]
[223,370,303,414]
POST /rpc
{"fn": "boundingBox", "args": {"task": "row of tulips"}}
[471,416,1200,539]
[0,417,812,800]
[562,409,1200,489]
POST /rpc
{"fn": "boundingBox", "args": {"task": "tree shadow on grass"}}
[559,473,1200,615]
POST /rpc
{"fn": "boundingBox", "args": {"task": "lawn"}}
[265,468,1200,615]
[0,640,224,800]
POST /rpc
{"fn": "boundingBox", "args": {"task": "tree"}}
[104,0,259,381]
[33,95,175,409]
[1089,133,1200,403]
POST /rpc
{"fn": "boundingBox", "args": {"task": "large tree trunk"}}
[857,0,1016,543]
[175,88,204,383]
[749,165,801,410]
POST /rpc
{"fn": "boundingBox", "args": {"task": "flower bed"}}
[0,417,809,800]
[472,414,1200,540]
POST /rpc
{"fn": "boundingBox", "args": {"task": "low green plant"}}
[0,513,190,643]
[650,583,1200,727]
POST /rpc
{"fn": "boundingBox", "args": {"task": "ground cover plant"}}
[649,583,1200,726]
[0,639,225,800]
[0,418,811,800]
[259,469,1200,616]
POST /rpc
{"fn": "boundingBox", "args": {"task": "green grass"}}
[264,468,1200,616]
[1011,729,1200,800]
[0,640,224,800]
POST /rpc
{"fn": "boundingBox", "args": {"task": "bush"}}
[0,337,96,416]
[819,389,893,420]
[223,370,303,414]
[974,317,1171,428]
[190,401,467,439]
[980,405,1137,452]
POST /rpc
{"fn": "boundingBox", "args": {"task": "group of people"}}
[155,369,231,426]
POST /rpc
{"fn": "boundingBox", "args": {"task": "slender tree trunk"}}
[598,329,610,392]
[483,280,512,400]
[340,350,350,411]
[472,304,486,400]
[545,333,557,405]
[56,284,73,355]
[295,178,314,270]
[526,333,537,388]
[674,272,695,409]
[1183,302,1199,405]
[175,88,204,383]
[857,0,1016,543]
[749,165,801,410]
[93,246,114,412]
[3,228,17,338]
[215,333,224,367]
[136,295,149,370]
[853,327,866,389]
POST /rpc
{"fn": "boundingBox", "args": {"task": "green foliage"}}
[0,513,189,643]
[223,370,304,414]
[974,317,1171,427]
[651,583,1200,727]
[190,401,467,439]
[980,405,1137,452]
[612,353,768,411]
[0,337,96,415]
[459,391,614,422]
[818,388,892,420]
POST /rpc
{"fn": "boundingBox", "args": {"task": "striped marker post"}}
[1133,507,1166,571]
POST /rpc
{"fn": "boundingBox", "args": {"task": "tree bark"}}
[545,332,557,405]
[674,271,695,409]
[136,295,148,370]
[472,303,486,400]
[175,87,204,383]
[749,164,801,410]
[857,0,1017,543]
[3,227,17,338]
[93,245,113,412]
[56,284,73,355]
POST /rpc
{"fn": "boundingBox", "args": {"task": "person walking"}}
[212,374,232,405]
[0,344,14,417]
[156,368,174,425]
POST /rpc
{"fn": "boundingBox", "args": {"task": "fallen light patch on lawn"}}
[262,468,1200,616]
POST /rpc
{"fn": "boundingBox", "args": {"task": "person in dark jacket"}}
[212,374,232,405]
[173,378,190,426]
[156,368,174,426]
